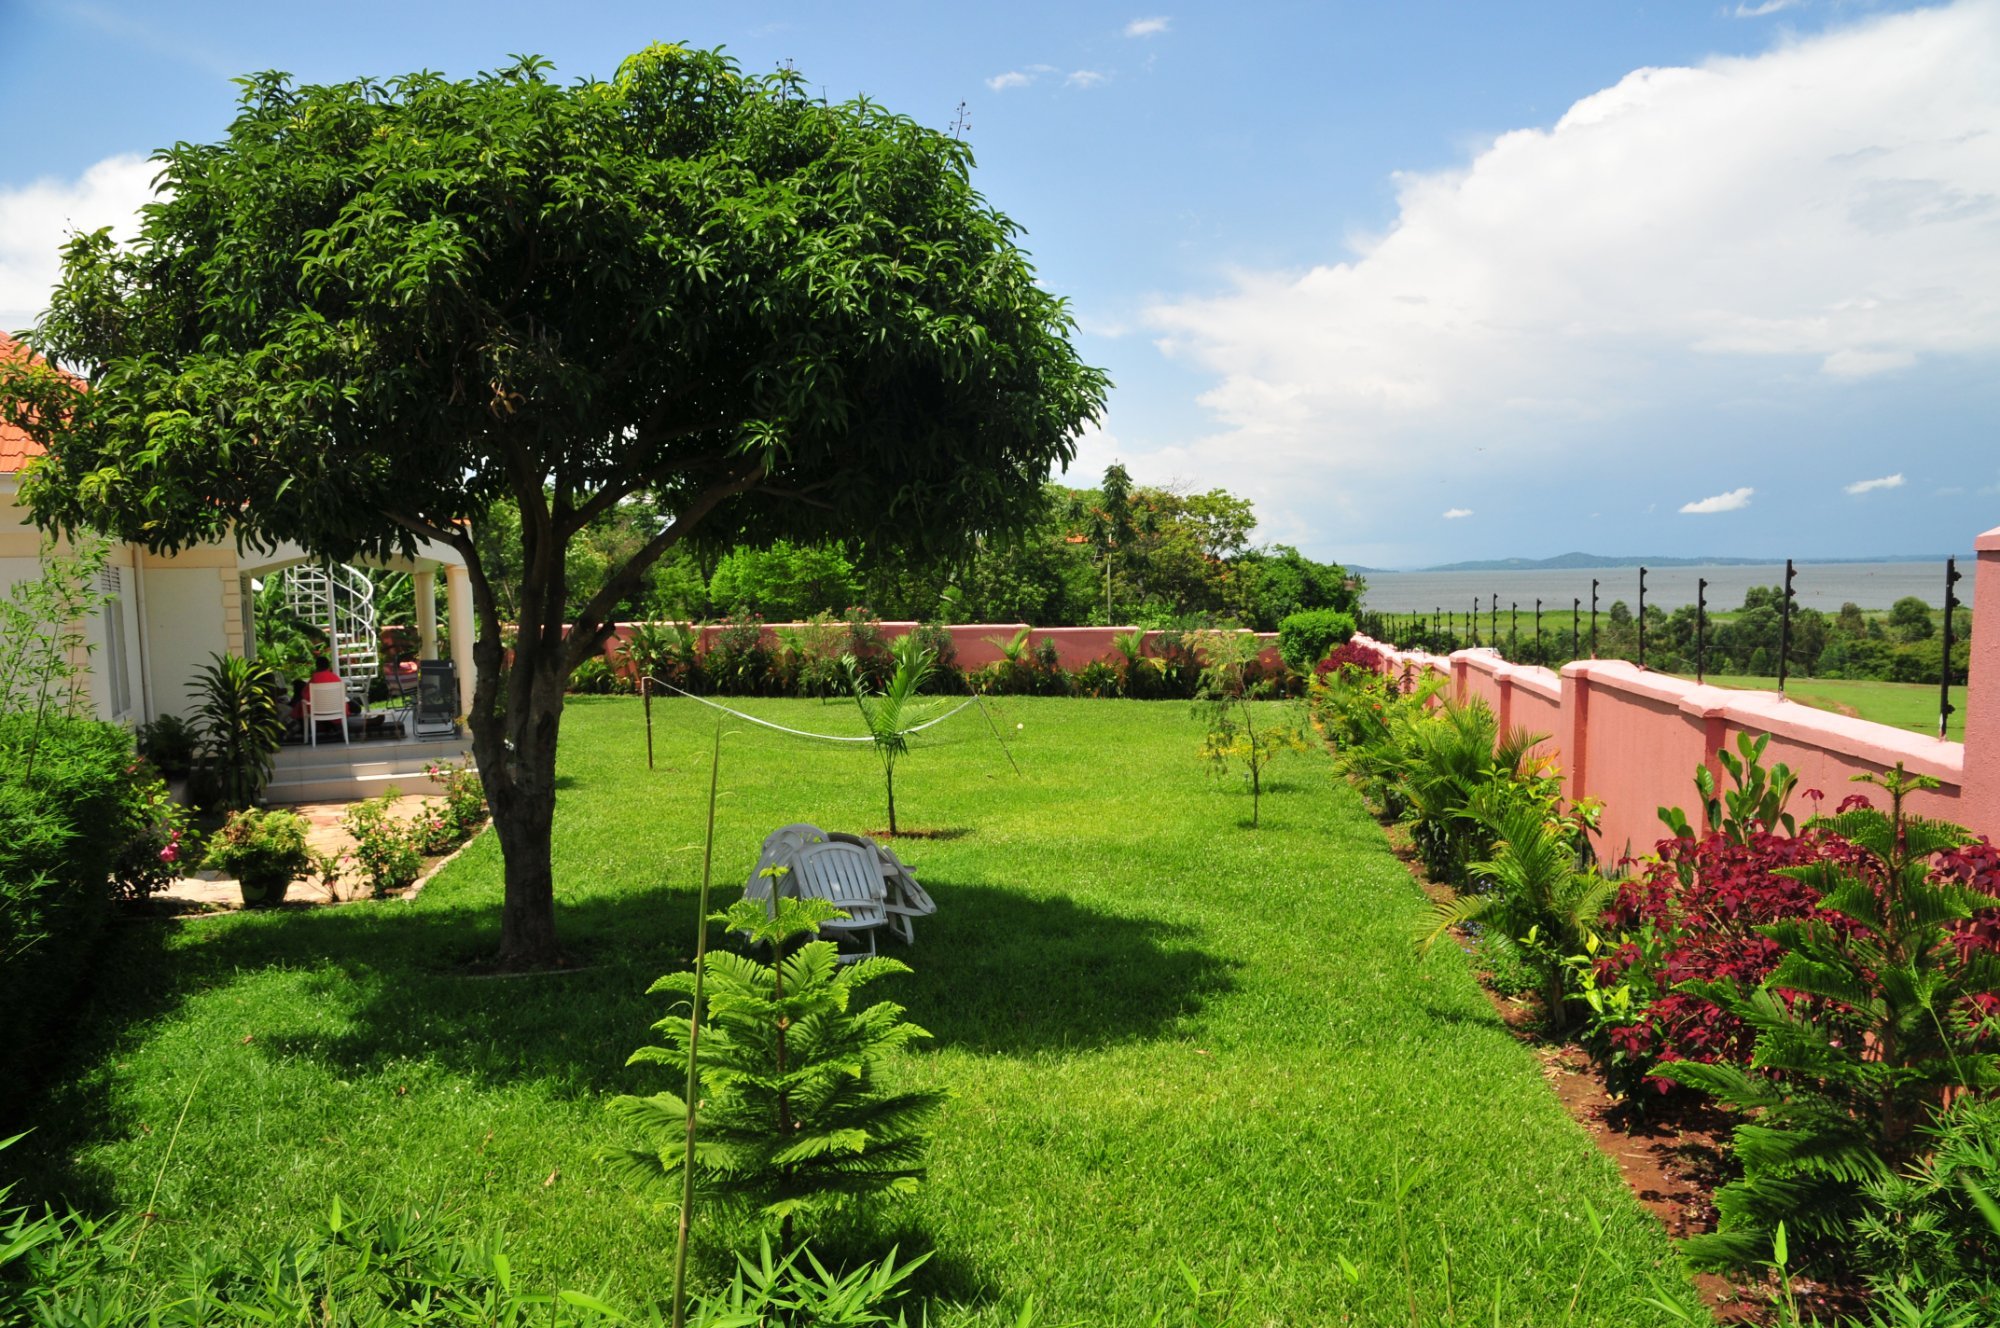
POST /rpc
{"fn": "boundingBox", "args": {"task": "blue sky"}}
[3,0,1995,567]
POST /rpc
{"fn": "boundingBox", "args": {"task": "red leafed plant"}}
[1595,827,2000,1098]
[1315,640,1387,678]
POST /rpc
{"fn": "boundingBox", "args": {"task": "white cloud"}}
[1844,472,1906,494]
[1067,69,1108,89]
[0,154,156,331]
[1734,0,1803,17]
[1680,487,1755,514]
[985,70,1033,92]
[1140,2,2000,534]
[1443,507,1473,519]
[1124,16,1171,37]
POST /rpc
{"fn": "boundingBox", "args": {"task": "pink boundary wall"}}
[600,622,1282,673]
[1353,523,2000,864]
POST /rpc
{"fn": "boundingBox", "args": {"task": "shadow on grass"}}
[894,881,1237,1056]
[12,875,1233,1209]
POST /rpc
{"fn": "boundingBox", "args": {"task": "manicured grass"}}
[1694,673,1964,741]
[17,698,1697,1324]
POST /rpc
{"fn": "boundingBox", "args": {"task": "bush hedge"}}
[1277,609,1357,671]
[0,715,138,1115]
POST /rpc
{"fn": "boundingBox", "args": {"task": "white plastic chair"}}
[745,823,827,906]
[787,840,889,961]
[305,680,350,746]
[829,832,937,944]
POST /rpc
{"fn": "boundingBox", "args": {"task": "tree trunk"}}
[469,569,572,969]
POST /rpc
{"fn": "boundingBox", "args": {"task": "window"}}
[99,568,131,718]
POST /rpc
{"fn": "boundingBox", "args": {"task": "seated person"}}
[294,656,360,722]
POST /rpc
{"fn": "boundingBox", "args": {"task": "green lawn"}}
[1693,673,1964,741]
[16,698,1697,1324]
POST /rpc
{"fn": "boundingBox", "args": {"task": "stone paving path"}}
[161,793,448,910]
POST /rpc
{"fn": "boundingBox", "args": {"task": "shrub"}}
[704,615,776,694]
[0,714,132,1103]
[1419,787,1612,1033]
[568,655,616,694]
[1662,768,2000,1273]
[202,807,312,906]
[609,895,943,1250]
[1277,608,1357,671]
[343,792,423,895]
[426,758,488,838]
[188,652,286,809]
[1315,638,1386,679]
[110,768,200,901]
[133,713,198,780]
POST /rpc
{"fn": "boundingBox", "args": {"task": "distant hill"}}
[1358,552,1959,574]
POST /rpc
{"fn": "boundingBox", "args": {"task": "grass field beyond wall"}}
[17,697,1698,1325]
[1690,673,1964,741]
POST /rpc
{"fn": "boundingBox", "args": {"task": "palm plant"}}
[846,634,943,835]
[1400,699,1545,885]
[1109,628,1157,697]
[189,652,287,809]
[1418,788,1614,1033]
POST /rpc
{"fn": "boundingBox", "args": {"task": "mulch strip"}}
[1377,812,1867,1325]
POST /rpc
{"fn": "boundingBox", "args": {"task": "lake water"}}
[1360,561,1964,615]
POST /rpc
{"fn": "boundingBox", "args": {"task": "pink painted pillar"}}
[1451,653,1470,705]
[1962,526,2000,840]
[1561,663,1591,802]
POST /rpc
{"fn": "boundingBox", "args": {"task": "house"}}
[0,333,476,800]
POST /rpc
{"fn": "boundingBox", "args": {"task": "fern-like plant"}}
[1400,699,1546,885]
[1418,787,1614,1032]
[609,896,943,1251]
[845,633,944,835]
[1662,766,2000,1272]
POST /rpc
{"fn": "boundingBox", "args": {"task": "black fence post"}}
[1509,602,1518,658]
[1941,556,1963,739]
[1637,566,1648,669]
[1472,598,1480,647]
[1572,597,1580,660]
[1490,594,1499,648]
[1778,558,1796,696]
[1696,577,1707,684]
[1590,580,1599,658]
[1534,598,1543,665]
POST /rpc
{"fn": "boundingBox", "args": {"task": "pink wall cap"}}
[1508,665,1563,702]
[1672,683,1744,722]
[1704,687,1963,784]
[1975,524,2000,553]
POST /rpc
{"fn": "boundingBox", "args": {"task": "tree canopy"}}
[2,46,1106,963]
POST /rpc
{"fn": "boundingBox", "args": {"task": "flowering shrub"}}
[425,758,488,839]
[111,765,201,901]
[343,792,423,896]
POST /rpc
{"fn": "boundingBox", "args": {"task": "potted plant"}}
[202,807,313,907]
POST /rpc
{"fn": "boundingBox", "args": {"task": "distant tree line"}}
[471,465,1361,632]
[1370,586,1970,686]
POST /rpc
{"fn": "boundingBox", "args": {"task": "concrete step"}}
[265,768,450,804]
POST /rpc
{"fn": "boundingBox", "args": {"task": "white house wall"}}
[139,552,242,721]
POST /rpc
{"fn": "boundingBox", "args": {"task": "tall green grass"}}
[12,697,1697,1324]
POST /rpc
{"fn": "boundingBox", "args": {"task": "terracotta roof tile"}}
[0,334,58,474]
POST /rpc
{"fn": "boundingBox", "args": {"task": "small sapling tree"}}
[1190,630,1307,827]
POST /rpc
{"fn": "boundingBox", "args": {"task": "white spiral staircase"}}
[281,562,379,683]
